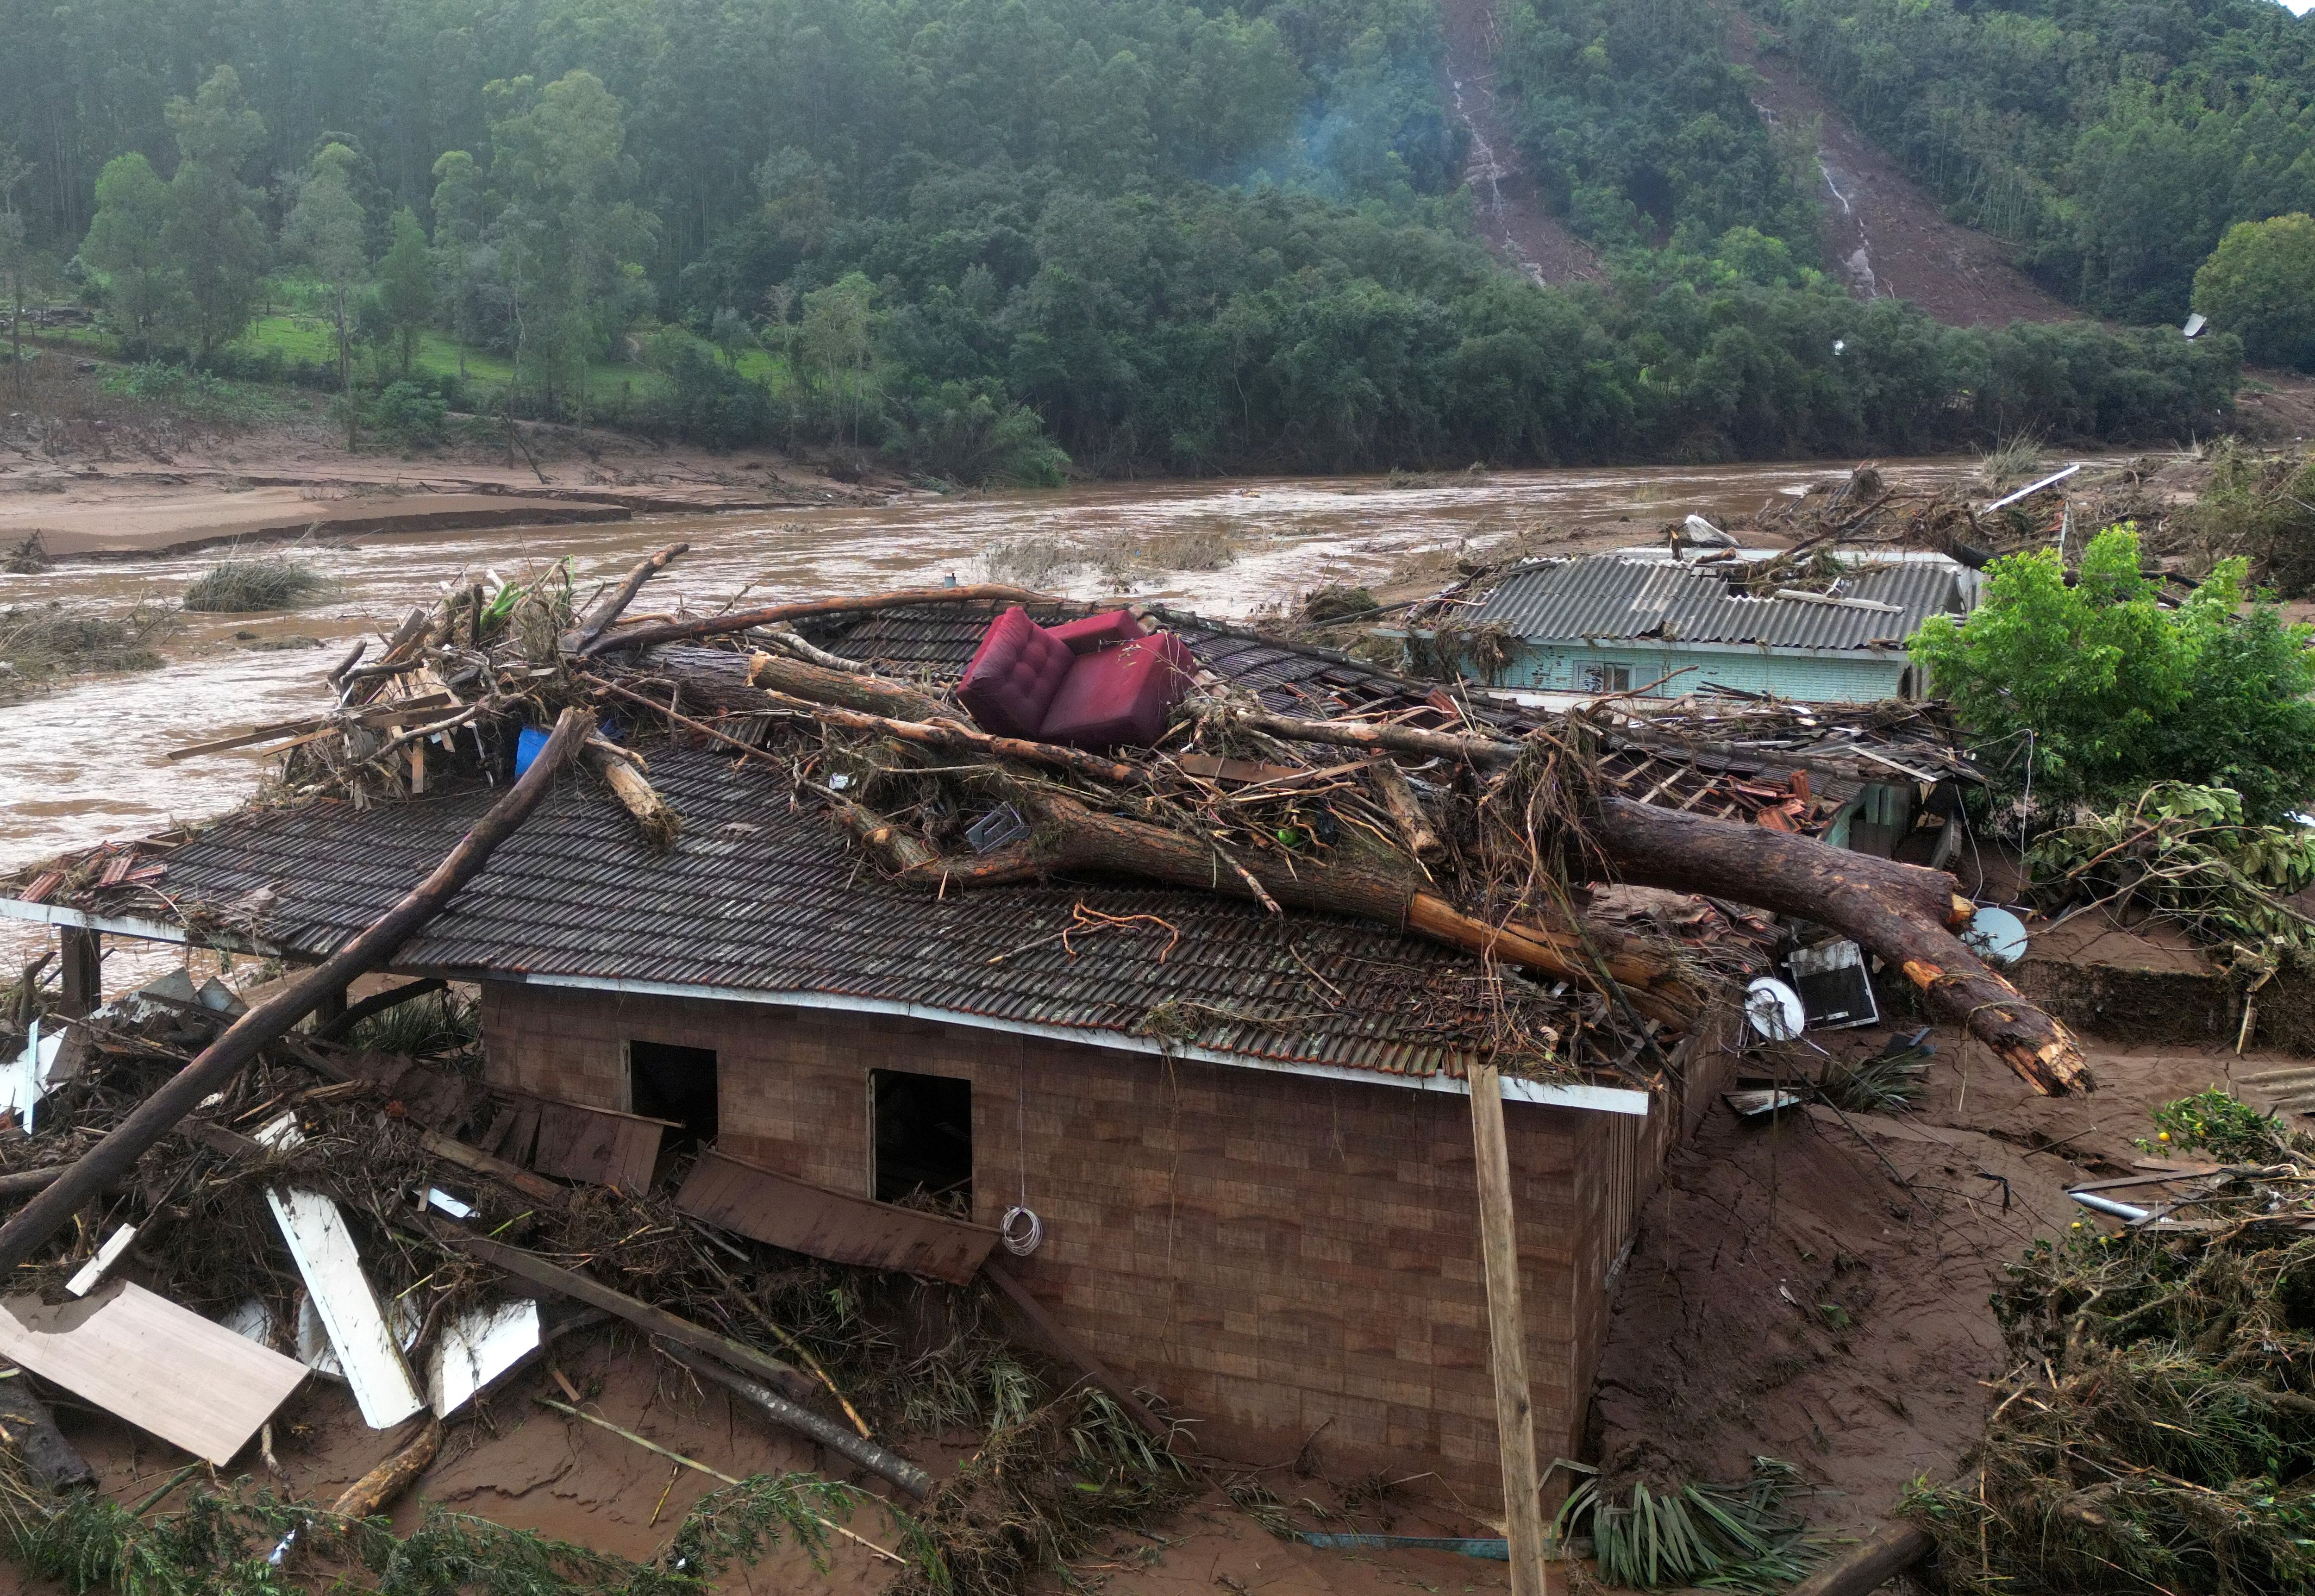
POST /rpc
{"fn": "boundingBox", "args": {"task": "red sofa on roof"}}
[957,607,1195,749]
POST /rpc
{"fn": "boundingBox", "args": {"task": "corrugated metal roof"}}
[125,748,1539,1081]
[1467,559,1964,652]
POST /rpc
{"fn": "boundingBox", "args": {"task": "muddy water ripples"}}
[0,458,2000,880]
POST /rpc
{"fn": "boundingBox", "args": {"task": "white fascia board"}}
[513,971,1652,1118]
[1546,636,1914,660]
[0,898,276,955]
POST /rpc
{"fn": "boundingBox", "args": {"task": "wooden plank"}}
[420,1220,819,1404]
[676,1148,999,1286]
[982,1258,1167,1440]
[418,1129,568,1208]
[529,1098,667,1189]
[426,1299,540,1417]
[265,1188,425,1430]
[0,1282,307,1465]
[1469,1061,1547,1596]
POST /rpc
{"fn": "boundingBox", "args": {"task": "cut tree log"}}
[654,1339,932,1499]
[562,541,688,656]
[1229,707,1520,769]
[1368,760,1445,863]
[585,583,1056,657]
[584,741,680,850]
[330,1415,442,1521]
[746,651,948,720]
[0,708,599,1277]
[1591,796,2089,1095]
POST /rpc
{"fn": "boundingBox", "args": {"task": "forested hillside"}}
[0,0,2251,477]
[1757,0,2315,330]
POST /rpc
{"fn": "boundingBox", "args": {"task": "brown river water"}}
[0,456,2012,889]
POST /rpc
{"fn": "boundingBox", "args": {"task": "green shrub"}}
[368,379,448,447]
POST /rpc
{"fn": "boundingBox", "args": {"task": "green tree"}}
[2193,215,2315,373]
[486,70,656,421]
[1910,526,2315,822]
[159,67,268,356]
[0,141,29,382]
[376,207,433,376]
[78,153,178,356]
[283,143,368,442]
[429,150,488,379]
[800,272,876,447]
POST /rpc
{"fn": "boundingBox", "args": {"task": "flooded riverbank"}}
[0,455,2022,877]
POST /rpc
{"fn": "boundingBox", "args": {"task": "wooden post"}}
[1469,1061,1547,1596]
[57,927,100,1019]
[0,709,597,1277]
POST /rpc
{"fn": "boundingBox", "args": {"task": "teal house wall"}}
[1507,642,1913,703]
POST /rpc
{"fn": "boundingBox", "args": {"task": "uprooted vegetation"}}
[1908,1092,2315,1596]
[182,556,337,613]
[0,600,178,704]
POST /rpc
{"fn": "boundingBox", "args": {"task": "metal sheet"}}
[676,1148,1000,1285]
[0,1283,307,1465]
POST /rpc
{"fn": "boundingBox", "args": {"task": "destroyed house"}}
[0,603,1801,1503]
[1445,554,1971,705]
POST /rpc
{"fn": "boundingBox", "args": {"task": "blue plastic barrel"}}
[513,725,551,777]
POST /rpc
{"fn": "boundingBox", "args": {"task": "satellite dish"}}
[1746,977,1806,1042]
[1963,905,2029,968]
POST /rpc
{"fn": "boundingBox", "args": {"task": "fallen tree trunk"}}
[1592,796,2089,1094]
[758,688,1137,785]
[1231,707,1518,768]
[655,1339,932,1499]
[587,583,1054,657]
[316,977,448,1042]
[562,541,688,656]
[0,708,598,1276]
[863,793,1695,1026]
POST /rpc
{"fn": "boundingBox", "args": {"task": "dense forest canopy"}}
[1758,0,2315,325]
[0,0,2256,477]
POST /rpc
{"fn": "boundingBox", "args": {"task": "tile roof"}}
[117,747,1540,1082]
[1466,558,1966,651]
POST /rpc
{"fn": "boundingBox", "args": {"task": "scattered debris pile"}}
[0,958,1189,1595]
[1911,1095,2315,1596]
[89,545,2091,1093]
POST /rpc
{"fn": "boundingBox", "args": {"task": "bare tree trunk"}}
[1591,796,2089,1094]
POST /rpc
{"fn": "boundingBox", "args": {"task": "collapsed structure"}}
[0,549,2089,1546]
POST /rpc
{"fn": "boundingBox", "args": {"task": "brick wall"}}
[480,981,1707,1503]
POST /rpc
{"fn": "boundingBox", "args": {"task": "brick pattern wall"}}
[479,982,1684,1502]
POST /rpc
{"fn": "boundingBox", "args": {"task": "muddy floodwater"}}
[0,456,2017,882]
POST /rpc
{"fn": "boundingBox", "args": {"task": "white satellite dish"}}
[1746,977,1806,1042]
[1963,905,2029,968]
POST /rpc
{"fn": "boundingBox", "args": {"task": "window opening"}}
[1580,662,1632,693]
[871,1069,972,1214]
[629,1041,718,1148]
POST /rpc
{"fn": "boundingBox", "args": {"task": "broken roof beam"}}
[0,707,600,1277]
